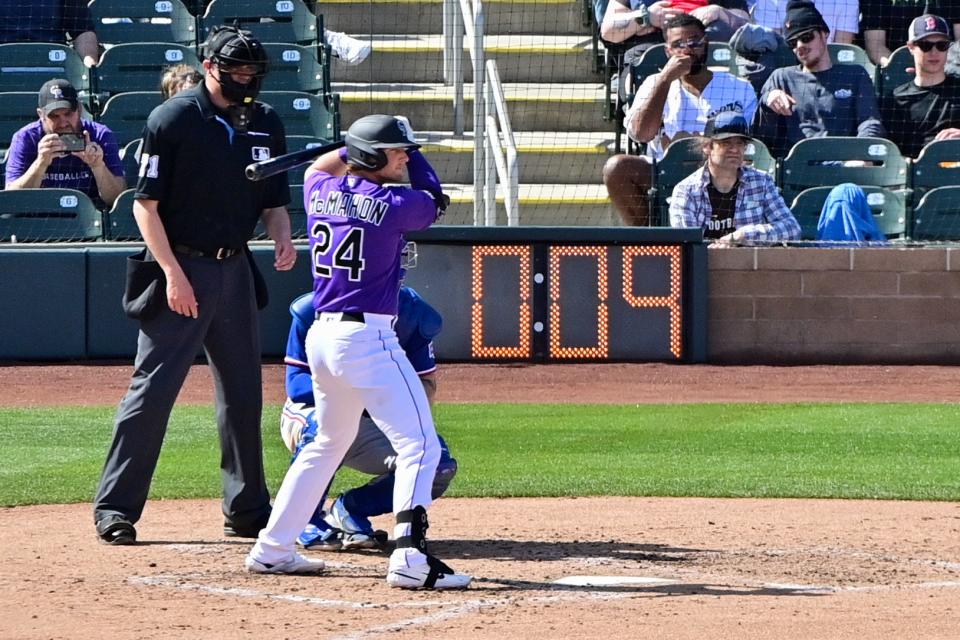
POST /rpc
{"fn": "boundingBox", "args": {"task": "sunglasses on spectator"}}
[787,31,817,48]
[668,37,706,50]
[915,40,951,52]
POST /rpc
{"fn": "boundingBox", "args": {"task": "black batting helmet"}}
[345,115,421,170]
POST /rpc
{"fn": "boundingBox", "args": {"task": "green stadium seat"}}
[779,137,908,205]
[0,189,103,242]
[200,0,320,46]
[0,92,40,150]
[258,91,339,140]
[259,42,330,94]
[910,139,960,208]
[877,46,914,97]
[911,186,960,241]
[89,0,198,46]
[789,185,907,240]
[827,43,876,83]
[94,43,202,98]
[98,92,163,147]
[619,44,667,154]
[0,43,90,96]
[104,188,142,240]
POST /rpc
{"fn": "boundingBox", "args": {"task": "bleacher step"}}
[332,35,597,83]
[442,183,616,226]
[335,82,609,132]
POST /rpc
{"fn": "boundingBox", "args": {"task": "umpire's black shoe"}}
[96,515,137,546]
[223,512,271,539]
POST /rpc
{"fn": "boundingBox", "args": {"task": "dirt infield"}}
[1,363,959,639]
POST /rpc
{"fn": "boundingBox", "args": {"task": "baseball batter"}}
[246,115,470,589]
[279,285,459,551]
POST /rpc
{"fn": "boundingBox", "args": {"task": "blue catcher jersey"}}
[284,286,442,403]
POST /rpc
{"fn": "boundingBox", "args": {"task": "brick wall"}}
[708,247,960,364]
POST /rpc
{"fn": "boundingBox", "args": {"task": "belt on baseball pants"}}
[317,310,366,323]
[173,244,242,260]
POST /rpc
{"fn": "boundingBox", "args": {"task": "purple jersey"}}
[304,159,440,316]
[5,119,123,205]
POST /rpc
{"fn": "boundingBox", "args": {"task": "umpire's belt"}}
[173,244,242,260]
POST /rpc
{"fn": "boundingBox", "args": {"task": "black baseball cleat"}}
[96,515,137,546]
[224,512,271,538]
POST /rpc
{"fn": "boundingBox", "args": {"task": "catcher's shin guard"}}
[395,505,429,553]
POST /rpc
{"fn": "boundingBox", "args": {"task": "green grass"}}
[2,403,959,506]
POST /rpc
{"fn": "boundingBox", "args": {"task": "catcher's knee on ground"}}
[431,457,458,499]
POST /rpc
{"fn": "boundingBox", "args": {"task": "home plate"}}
[554,576,679,587]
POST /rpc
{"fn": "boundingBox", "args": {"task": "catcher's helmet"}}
[345,115,421,170]
[202,25,268,105]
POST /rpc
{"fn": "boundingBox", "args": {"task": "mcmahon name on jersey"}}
[309,189,389,226]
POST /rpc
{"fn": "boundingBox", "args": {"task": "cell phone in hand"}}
[59,133,86,152]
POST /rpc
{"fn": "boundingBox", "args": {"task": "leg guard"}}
[395,505,429,554]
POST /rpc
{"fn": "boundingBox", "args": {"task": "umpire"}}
[93,25,296,545]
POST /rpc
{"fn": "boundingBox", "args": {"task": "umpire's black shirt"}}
[134,83,289,252]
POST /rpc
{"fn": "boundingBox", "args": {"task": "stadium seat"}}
[0,43,90,96]
[779,137,908,205]
[119,138,144,185]
[88,0,198,46]
[827,43,876,83]
[909,139,960,208]
[911,185,960,240]
[649,137,705,226]
[259,43,330,94]
[94,43,202,98]
[0,189,103,242]
[877,46,914,97]
[618,44,667,154]
[0,92,41,150]
[98,92,163,147]
[744,139,776,175]
[200,0,320,45]
[789,185,907,240]
[104,188,142,240]
[258,91,339,140]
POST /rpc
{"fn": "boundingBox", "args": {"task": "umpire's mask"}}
[204,25,268,106]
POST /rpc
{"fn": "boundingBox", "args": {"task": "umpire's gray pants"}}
[93,253,270,529]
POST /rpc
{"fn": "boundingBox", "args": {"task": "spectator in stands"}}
[751,0,858,43]
[4,79,125,208]
[882,14,960,157]
[669,112,800,244]
[603,13,758,226]
[160,64,202,101]
[0,0,101,66]
[601,0,750,49]
[863,0,960,67]
[753,0,885,158]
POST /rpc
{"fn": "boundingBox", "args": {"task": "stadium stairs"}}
[322,0,617,225]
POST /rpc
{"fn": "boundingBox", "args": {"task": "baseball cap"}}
[783,0,829,43]
[908,14,951,43]
[704,112,752,140]
[38,79,79,114]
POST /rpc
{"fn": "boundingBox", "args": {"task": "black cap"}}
[704,111,752,140]
[783,0,829,42]
[38,79,79,114]
[908,14,951,42]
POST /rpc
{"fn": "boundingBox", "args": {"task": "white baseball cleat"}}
[245,552,325,575]
[387,549,471,589]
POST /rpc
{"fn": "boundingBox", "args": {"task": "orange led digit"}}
[471,245,532,358]
[548,246,609,359]
[622,246,683,358]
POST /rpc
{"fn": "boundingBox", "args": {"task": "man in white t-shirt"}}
[603,13,758,226]
[751,0,858,43]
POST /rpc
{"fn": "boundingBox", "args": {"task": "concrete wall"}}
[709,247,960,364]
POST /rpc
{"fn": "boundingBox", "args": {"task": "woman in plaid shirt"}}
[669,112,800,244]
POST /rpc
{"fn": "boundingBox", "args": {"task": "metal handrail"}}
[445,0,520,226]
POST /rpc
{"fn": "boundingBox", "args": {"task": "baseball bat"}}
[245,139,346,182]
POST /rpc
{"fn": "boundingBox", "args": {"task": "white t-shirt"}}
[626,70,758,160]
[752,0,860,42]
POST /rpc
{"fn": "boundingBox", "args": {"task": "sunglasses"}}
[668,37,706,50]
[787,31,817,48]
[915,39,951,52]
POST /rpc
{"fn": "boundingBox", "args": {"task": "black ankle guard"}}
[395,505,429,553]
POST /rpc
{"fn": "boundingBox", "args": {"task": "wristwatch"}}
[634,4,651,27]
